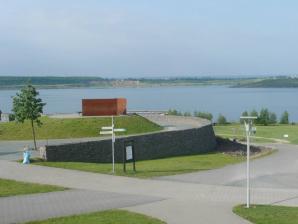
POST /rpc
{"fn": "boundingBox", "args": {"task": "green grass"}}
[0,115,162,140]
[214,124,298,144]
[233,204,298,224]
[0,178,66,197]
[25,209,166,224]
[32,152,245,178]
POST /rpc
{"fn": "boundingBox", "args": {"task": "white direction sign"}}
[100,131,113,135]
[114,128,126,132]
[101,126,113,130]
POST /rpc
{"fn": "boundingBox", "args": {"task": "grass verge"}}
[31,152,246,178]
[233,204,298,224]
[0,178,66,197]
[214,124,298,144]
[0,115,162,140]
[25,209,166,224]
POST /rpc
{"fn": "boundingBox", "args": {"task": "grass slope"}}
[26,209,166,224]
[32,153,244,178]
[0,178,65,197]
[0,115,162,140]
[214,124,298,144]
[233,204,298,224]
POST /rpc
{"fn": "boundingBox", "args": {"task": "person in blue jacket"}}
[22,146,31,164]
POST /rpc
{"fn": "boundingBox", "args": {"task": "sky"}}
[0,0,298,78]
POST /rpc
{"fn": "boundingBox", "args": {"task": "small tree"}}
[194,111,213,121]
[280,111,289,124]
[258,108,270,125]
[240,111,248,123]
[217,114,227,125]
[12,85,46,150]
[269,112,277,124]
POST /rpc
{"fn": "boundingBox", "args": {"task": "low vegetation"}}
[0,115,162,140]
[25,210,166,224]
[32,152,246,178]
[214,123,298,144]
[233,204,298,224]
[0,178,65,197]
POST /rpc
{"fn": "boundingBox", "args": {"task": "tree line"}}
[168,108,291,125]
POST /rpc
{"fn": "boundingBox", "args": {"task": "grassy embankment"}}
[214,124,298,144]
[233,204,298,224]
[0,178,65,197]
[0,115,162,140]
[32,152,245,178]
[25,210,166,224]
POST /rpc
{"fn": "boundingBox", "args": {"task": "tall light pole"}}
[240,116,257,208]
[100,116,126,173]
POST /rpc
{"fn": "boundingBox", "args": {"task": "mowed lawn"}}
[25,210,166,224]
[32,152,245,178]
[233,204,298,224]
[0,115,162,140]
[0,178,65,197]
[214,124,298,144]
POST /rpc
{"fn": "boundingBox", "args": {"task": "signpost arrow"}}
[99,116,126,173]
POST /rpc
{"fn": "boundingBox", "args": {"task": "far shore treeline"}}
[0,76,298,90]
[168,108,291,126]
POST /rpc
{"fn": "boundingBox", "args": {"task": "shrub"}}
[280,111,289,124]
[194,111,213,121]
[217,114,227,124]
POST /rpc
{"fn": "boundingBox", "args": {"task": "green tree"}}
[280,111,289,124]
[194,111,213,121]
[250,109,258,117]
[269,112,277,124]
[12,85,46,150]
[240,111,248,123]
[258,108,270,125]
[217,114,227,124]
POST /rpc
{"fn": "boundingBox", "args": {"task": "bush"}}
[280,111,289,124]
[194,111,213,121]
[240,111,248,123]
[217,114,227,124]
[8,114,15,121]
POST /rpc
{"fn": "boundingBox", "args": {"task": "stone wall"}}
[45,124,217,163]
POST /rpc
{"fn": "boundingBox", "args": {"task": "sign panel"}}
[100,131,113,135]
[114,128,126,132]
[126,146,133,160]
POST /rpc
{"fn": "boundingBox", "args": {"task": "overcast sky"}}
[1,0,298,78]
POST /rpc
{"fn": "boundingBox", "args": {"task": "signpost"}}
[100,116,126,173]
[240,116,257,208]
[123,140,136,172]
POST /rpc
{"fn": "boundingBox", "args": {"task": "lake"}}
[0,86,297,121]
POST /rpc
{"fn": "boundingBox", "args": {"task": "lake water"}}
[0,86,297,121]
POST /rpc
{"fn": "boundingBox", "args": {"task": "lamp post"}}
[240,116,257,208]
[100,116,126,173]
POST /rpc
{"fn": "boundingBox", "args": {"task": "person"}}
[0,110,2,121]
[22,145,31,164]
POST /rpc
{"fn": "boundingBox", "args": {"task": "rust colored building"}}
[82,98,127,116]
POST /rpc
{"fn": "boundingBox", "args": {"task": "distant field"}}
[0,115,162,140]
[214,124,298,144]
[233,77,298,88]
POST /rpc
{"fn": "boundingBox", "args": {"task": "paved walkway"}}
[1,144,298,224]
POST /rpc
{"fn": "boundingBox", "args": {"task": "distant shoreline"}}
[0,76,297,90]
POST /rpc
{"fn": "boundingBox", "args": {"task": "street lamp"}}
[100,116,126,173]
[240,116,257,208]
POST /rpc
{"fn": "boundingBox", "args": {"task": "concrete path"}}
[156,143,298,189]
[1,146,298,224]
[1,190,162,224]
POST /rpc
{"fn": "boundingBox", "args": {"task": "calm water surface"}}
[0,86,297,121]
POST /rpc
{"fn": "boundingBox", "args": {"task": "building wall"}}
[45,124,217,163]
[82,98,127,116]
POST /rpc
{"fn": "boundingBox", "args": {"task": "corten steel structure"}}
[82,98,127,116]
